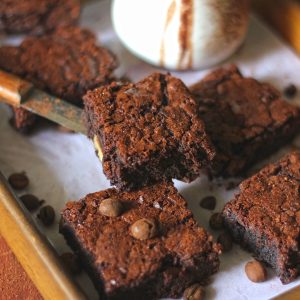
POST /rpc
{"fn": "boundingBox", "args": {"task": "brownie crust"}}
[0,0,80,34]
[84,73,215,190]
[190,65,300,177]
[223,152,300,284]
[60,182,220,299]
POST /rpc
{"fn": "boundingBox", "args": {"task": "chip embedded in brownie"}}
[223,152,300,284]
[190,65,300,177]
[0,0,80,34]
[84,73,215,190]
[0,26,118,132]
[60,182,221,300]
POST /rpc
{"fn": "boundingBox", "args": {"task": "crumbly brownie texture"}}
[10,107,37,133]
[223,152,300,284]
[0,26,118,131]
[60,182,220,300]
[190,65,300,177]
[84,73,215,190]
[0,0,80,34]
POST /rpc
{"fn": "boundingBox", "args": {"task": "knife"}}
[0,69,86,135]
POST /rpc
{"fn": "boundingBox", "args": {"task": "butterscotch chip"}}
[130,218,158,240]
[99,198,123,217]
[183,283,205,300]
[245,260,267,283]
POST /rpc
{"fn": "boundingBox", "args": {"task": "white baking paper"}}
[1,1,300,299]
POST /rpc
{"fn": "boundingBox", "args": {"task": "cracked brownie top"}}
[61,181,220,297]
[84,73,215,187]
[0,26,118,105]
[190,65,300,176]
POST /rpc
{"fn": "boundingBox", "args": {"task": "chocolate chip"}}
[209,213,224,230]
[19,194,44,211]
[284,84,297,99]
[183,283,205,300]
[60,252,81,275]
[130,218,158,240]
[8,172,29,190]
[217,232,233,252]
[37,205,55,226]
[200,196,216,210]
[99,198,123,217]
[245,260,267,282]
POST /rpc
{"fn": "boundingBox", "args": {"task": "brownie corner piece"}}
[223,151,300,284]
[190,64,300,177]
[83,73,215,190]
[60,182,220,299]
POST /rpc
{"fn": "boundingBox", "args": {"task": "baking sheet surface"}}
[1,1,300,299]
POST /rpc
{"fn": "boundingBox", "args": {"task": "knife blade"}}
[0,69,86,135]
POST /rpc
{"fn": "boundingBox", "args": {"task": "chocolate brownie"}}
[0,26,118,131]
[223,151,300,284]
[60,182,221,300]
[0,0,80,34]
[190,65,300,177]
[10,107,37,133]
[84,73,215,190]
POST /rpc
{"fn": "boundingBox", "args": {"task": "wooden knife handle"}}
[0,172,87,300]
[0,69,33,107]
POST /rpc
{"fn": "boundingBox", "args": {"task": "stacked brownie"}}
[83,73,216,190]
[60,182,221,300]
[0,26,118,132]
[223,152,300,284]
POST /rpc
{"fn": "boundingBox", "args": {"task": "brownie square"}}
[84,73,216,190]
[190,65,300,177]
[223,151,300,283]
[0,0,80,34]
[60,182,220,300]
[0,26,118,132]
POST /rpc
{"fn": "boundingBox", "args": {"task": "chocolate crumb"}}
[209,213,224,230]
[217,232,233,252]
[200,196,216,210]
[19,194,44,211]
[37,205,55,226]
[8,172,29,190]
[284,84,297,99]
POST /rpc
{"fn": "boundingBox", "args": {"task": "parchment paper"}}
[1,1,300,299]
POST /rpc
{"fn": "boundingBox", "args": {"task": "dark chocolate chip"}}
[130,218,158,240]
[209,213,224,230]
[37,205,55,226]
[60,252,81,275]
[8,172,29,190]
[284,84,297,99]
[217,232,233,252]
[200,196,216,210]
[183,283,205,300]
[245,260,267,282]
[19,194,44,211]
[99,198,123,217]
